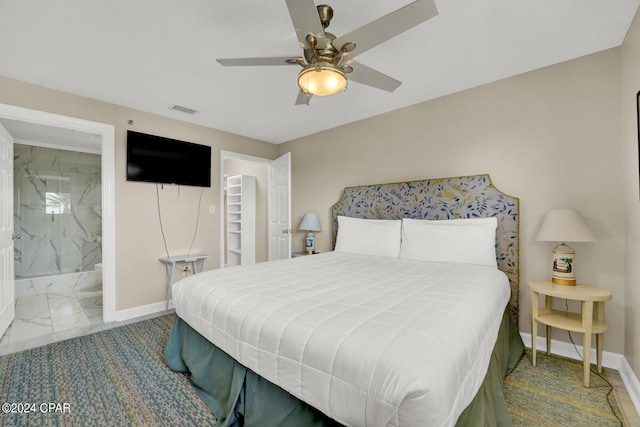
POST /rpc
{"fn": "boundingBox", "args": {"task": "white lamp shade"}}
[536,209,596,242]
[299,213,322,232]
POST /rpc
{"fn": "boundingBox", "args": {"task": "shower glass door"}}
[13,144,102,278]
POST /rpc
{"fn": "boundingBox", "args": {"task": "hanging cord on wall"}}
[156,183,171,259]
[565,300,624,426]
[186,186,204,257]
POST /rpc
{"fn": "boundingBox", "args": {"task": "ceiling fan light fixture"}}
[298,62,347,96]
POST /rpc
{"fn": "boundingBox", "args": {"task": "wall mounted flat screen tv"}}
[126,130,211,187]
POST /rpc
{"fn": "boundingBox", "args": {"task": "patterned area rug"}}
[505,350,627,426]
[0,314,629,426]
[0,315,215,427]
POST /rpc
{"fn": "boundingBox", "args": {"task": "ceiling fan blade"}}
[217,57,300,67]
[285,0,328,50]
[347,61,402,92]
[332,0,438,60]
[295,90,312,106]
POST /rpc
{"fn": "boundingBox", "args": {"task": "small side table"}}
[160,254,208,309]
[528,280,612,387]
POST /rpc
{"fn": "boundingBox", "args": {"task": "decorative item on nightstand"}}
[536,209,596,286]
[299,213,322,254]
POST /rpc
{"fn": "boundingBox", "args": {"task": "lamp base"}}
[551,277,576,286]
[305,231,315,255]
[551,242,576,286]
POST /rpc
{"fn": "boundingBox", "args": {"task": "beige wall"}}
[279,48,626,354]
[0,76,278,311]
[1,29,635,372]
[622,10,640,376]
[224,158,269,263]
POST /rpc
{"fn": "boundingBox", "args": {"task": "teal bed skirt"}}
[165,308,524,427]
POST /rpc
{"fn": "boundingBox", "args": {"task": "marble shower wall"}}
[13,144,102,278]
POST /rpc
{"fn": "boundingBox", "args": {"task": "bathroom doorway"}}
[11,142,102,344]
[0,104,115,353]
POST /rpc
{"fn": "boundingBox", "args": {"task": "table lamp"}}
[299,213,322,254]
[536,208,596,286]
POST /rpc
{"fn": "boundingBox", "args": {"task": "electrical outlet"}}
[182,265,191,272]
[209,204,216,214]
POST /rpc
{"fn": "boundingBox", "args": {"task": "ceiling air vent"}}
[169,104,199,115]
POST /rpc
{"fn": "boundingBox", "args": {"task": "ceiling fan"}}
[216,0,439,105]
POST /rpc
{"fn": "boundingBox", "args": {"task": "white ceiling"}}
[0,118,102,152]
[0,0,638,145]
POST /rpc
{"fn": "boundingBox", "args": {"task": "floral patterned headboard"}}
[331,174,520,320]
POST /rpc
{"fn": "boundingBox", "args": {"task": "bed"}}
[165,174,524,427]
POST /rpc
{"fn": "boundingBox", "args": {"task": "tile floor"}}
[0,286,103,356]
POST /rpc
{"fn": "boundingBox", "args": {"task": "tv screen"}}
[126,130,211,187]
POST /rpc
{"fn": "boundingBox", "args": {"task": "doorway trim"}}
[0,103,116,322]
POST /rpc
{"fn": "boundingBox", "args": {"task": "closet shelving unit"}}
[226,174,256,267]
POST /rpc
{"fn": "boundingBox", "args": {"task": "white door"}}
[268,152,291,261]
[0,123,14,338]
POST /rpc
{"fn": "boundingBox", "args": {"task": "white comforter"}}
[172,252,510,427]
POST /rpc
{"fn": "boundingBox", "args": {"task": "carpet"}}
[504,350,626,426]
[0,314,629,426]
[0,315,215,427]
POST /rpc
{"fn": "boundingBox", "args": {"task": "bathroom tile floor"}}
[0,287,103,356]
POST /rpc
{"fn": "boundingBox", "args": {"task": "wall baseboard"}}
[520,332,623,370]
[114,300,173,323]
[520,332,640,417]
[619,356,640,417]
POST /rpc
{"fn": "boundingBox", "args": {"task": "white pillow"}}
[399,217,498,267]
[334,216,402,258]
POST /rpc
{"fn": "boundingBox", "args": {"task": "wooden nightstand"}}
[528,280,612,387]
